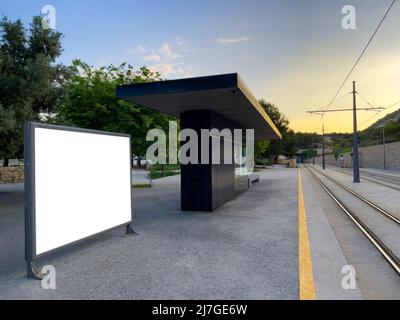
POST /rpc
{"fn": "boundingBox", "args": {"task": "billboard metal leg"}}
[27,261,43,280]
[124,223,138,236]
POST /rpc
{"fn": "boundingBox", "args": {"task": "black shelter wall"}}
[180,110,243,211]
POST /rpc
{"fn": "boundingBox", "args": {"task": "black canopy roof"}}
[116,73,281,139]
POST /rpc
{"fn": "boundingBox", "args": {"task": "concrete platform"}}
[132,169,151,186]
[0,167,298,299]
[1,165,397,299]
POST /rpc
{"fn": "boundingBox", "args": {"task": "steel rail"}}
[330,166,400,192]
[303,165,400,276]
[358,170,400,185]
[305,164,400,225]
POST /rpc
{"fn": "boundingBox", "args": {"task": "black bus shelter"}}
[117,73,281,211]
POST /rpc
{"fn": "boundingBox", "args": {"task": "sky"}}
[1,0,399,133]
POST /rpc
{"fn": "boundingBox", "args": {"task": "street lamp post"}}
[377,124,387,170]
[312,146,315,165]
[382,125,386,170]
[322,124,326,170]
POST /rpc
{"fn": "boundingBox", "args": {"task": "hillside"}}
[360,108,400,145]
[367,108,400,130]
[322,108,400,157]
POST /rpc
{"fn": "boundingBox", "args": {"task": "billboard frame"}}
[24,122,134,279]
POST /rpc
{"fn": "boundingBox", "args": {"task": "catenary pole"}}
[352,81,360,183]
[322,124,325,170]
[383,125,386,170]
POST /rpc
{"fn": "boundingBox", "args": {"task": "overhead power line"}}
[307,107,385,114]
[313,92,352,127]
[315,92,351,112]
[360,111,384,128]
[385,99,400,110]
[321,0,397,116]
[360,99,400,128]
[356,92,374,107]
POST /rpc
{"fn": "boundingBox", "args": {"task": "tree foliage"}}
[57,60,175,157]
[0,16,68,165]
[256,100,321,162]
[257,99,290,162]
[358,109,400,146]
[254,139,269,160]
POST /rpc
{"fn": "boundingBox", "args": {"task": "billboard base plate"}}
[123,223,138,237]
[27,261,43,280]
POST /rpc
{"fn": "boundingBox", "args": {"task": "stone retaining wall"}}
[315,141,400,171]
[0,166,24,183]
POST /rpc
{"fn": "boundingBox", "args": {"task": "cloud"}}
[217,36,249,45]
[159,42,180,60]
[143,53,161,62]
[149,62,192,78]
[129,38,193,78]
[126,44,147,55]
[175,37,194,53]
[149,63,174,77]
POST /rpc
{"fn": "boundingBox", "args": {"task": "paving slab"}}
[132,169,151,186]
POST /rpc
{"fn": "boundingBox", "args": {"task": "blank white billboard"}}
[28,124,132,256]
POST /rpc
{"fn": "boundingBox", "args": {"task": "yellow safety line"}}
[298,168,316,300]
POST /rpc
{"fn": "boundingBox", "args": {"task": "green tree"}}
[57,60,174,161]
[0,16,68,166]
[282,129,298,158]
[257,100,319,162]
[258,99,290,162]
[295,132,320,149]
[254,139,270,160]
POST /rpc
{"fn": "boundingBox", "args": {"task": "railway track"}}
[330,167,400,192]
[306,164,400,225]
[359,169,400,185]
[303,164,400,276]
